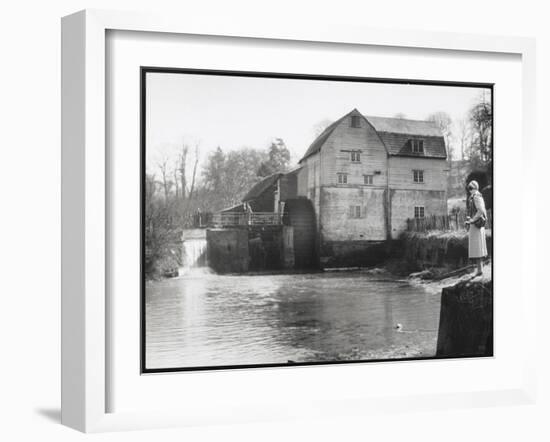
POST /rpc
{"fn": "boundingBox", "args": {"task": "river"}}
[145,267,441,370]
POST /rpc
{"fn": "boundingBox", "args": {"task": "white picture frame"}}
[61,9,537,433]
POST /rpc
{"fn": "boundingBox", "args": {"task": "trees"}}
[146,137,293,277]
[144,173,182,278]
[202,146,225,194]
[203,146,266,210]
[468,99,492,169]
[257,138,290,177]
[312,118,333,137]
[188,144,199,200]
[178,144,189,200]
[457,118,472,161]
[158,159,173,202]
[446,95,493,197]
[427,111,453,161]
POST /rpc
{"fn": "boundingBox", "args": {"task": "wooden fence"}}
[406,209,492,233]
[212,212,282,227]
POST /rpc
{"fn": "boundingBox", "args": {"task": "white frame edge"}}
[61,9,537,433]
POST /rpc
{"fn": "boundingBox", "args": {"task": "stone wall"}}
[248,226,284,271]
[206,226,294,273]
[206,228,249,273]
[320,240,387,268]
[320,186,386,241]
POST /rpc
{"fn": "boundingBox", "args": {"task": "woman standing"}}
[465,180,488,276]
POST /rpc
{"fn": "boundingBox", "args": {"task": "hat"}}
[467,180,479,190]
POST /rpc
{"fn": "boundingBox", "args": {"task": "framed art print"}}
[140,67,494,373]
[62,9,537,432]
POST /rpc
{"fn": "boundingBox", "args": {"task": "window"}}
[364,174,373,185]
[337,173,348,184]
[414,206,425,219]
[351,151,361,162]
[349,205,362,219]
[411,139,424,154]
[351,115,361,128]
[413,169,424,183]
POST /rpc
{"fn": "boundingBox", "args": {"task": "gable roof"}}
[298,110,447,162]
[242,173,281,202]
[376,132,447,158]
[365,116,442,137]
[367,116,446,158]
[298,113,349,163]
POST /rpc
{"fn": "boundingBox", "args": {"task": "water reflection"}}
[145,271,441,369]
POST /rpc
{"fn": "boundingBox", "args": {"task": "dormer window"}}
[351,115,361,128]
[411,139,424,154]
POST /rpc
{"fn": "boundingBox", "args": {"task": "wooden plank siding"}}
[320,110,388,187]
[315,110,389,241]
[387,156,448,238]
[388,156,448,191]
[296,109,448,244]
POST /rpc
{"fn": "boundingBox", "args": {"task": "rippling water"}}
[145,269,441,369]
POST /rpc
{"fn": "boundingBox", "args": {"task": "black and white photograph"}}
[142,69,493,372]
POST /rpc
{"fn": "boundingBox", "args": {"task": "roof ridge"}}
[366,115,437,124]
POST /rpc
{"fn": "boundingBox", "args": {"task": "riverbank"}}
[157,227,492,284]
[398,229,492,270]
[408,258,492,293]
[377,229,492,280]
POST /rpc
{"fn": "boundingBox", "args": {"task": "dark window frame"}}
[350,115,361,128]
[412,139,425,154]
[414,206,425,219]
[413,169,424,183]
[349,205,363,219]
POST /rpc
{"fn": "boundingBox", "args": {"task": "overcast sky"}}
[146,72,490,174]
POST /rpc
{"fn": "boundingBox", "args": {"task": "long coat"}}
[467,191,488,258]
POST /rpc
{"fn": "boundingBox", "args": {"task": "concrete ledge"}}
[320,240,387,268]
[436,278,493,357]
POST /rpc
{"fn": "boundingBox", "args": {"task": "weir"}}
[181,229,208,273]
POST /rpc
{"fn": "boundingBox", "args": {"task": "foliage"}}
[466,99,493,173]
[427,111,453,161]
[144,174,183,278]
[312,118,333,137]
[203,146,266,209]
[145,139,289,277]
[257,138,291,177]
